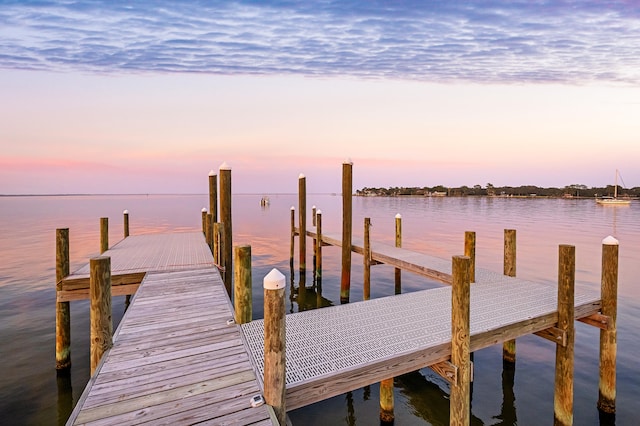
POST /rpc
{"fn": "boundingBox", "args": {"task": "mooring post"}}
[451,255,471,426]
[220,162,232,298]
[364,218,371,300]
[214,222,221,266]
[204,213,213,252]
[554,245,575,426]
[312,205,317,281]
[289,206,295,271]
[464,231,476,283]
[340,159,353,303]
[90,256,112,375]
[503,229,517,364]
[598,236,619,414]
[234,245,252,325]
[208,169,218,223]
[316,210,323,287]
[395,214,402,294]
[298,174,307,287]
[55,228,71,370]
[201,207,207,235]
[123,210,130,238]
[100,217,108,254]
[264,268,286,425]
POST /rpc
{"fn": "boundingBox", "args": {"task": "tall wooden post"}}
[394,214,402,294]
[234,245,252,325]
[363,218,371,301]
[201,208,207,235]
[503,229,517,363]
[598,236,619,414]
[123,210,130,238]
[56,228,71,370]
[213,222,221,266]
[464,231,475,283]
[312,205,317,282]
[451,255,472,426]
[90,256,112,375]
[220,162,232,297]
[264,268,286,425]
[208,170,218,223]
[554,245,575,426]
[100,217,108,254]
[340,160,353,304]
[299,174,307,287]
[316,210,322,286]
[289,207,295,271]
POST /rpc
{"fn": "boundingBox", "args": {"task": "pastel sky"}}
[1,0,639,194]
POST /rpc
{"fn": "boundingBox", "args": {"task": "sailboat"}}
[596,169,631,205]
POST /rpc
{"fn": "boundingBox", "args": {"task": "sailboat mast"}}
[614,169,619,198]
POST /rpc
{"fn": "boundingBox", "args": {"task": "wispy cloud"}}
[1,0,639,84]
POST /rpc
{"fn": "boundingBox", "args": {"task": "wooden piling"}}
[598,236,619,414]
[299,174,307,286]
[234,245,252,325]
[201,208,207,235]
[263,268,286,425]
[123,210,130,238]
[450,255,471,426]
[503,229,517,364]
[312,205,317,280]
[55,228,71,370]
[363,218,371,301]
[464,231,475,283]
[90,256,112,375]
[220,163,232,297]
[316,210,322,285]
[213,222,221,266]
[290,206,295,271]
[208,170,218,223]
[395,214,402,295]
[205,213,213,252]
[100,217,108,254]
[340,160,353,304]
[380,377,394,423]
[554,245,575,426]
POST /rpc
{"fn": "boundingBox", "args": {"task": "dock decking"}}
[65,232,275,426]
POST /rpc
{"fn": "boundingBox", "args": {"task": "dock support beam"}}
[100,217,108,254]
[503,229,517,364]
[220,162,232,298]
[451,255,472,426]
[90,256,112,375]
[264,269,286,425]
[55,228,71,370]
[395,214,402,294]
[554,245,575,426]
[123,210,130,238]
[340,160,353,303]
[208,170,218,223]
[598,236,619,414]
[234,245,252,325]
[363,218,371,300]
[299,174,306,287]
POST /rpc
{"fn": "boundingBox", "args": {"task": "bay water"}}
[0,194,638,425]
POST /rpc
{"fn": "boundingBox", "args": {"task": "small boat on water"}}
[596,169,631,205]
[260,196,270,206]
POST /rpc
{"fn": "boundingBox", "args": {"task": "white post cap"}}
[343,158,353,165]
[395,213,402,219]
[208,169,215,176]
[602,235,619,245]
[201,207,207,212]
[299,173,305,179]
[316,209,322,214]
[123,209,129,214]
[312,205,316,209]
[220,161,231,170]
[264,268,286,290]
[291,206,295,210]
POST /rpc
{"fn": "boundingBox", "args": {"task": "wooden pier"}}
[62,232,276,425]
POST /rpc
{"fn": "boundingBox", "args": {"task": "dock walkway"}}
[65,232,275,426]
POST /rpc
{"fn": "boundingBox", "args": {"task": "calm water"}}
[0,194,638,425]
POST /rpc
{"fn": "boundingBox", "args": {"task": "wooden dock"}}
[64,232,276,425]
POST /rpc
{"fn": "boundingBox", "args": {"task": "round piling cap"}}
[316,209,322,214]
[219,161,231,170]
[602,235,619,245]
[290,206,295,210]
[343,157,353,165]
[123,209,129,214]
[299,173,305,179]
[312,205,316,209]
[208,169,215,176]
[395,213,402,219]
[201,207,207,212]
[264,268,285,290]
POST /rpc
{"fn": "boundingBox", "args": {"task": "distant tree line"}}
[356,183,640,198]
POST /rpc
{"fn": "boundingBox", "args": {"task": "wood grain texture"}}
[598,242,618,414]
